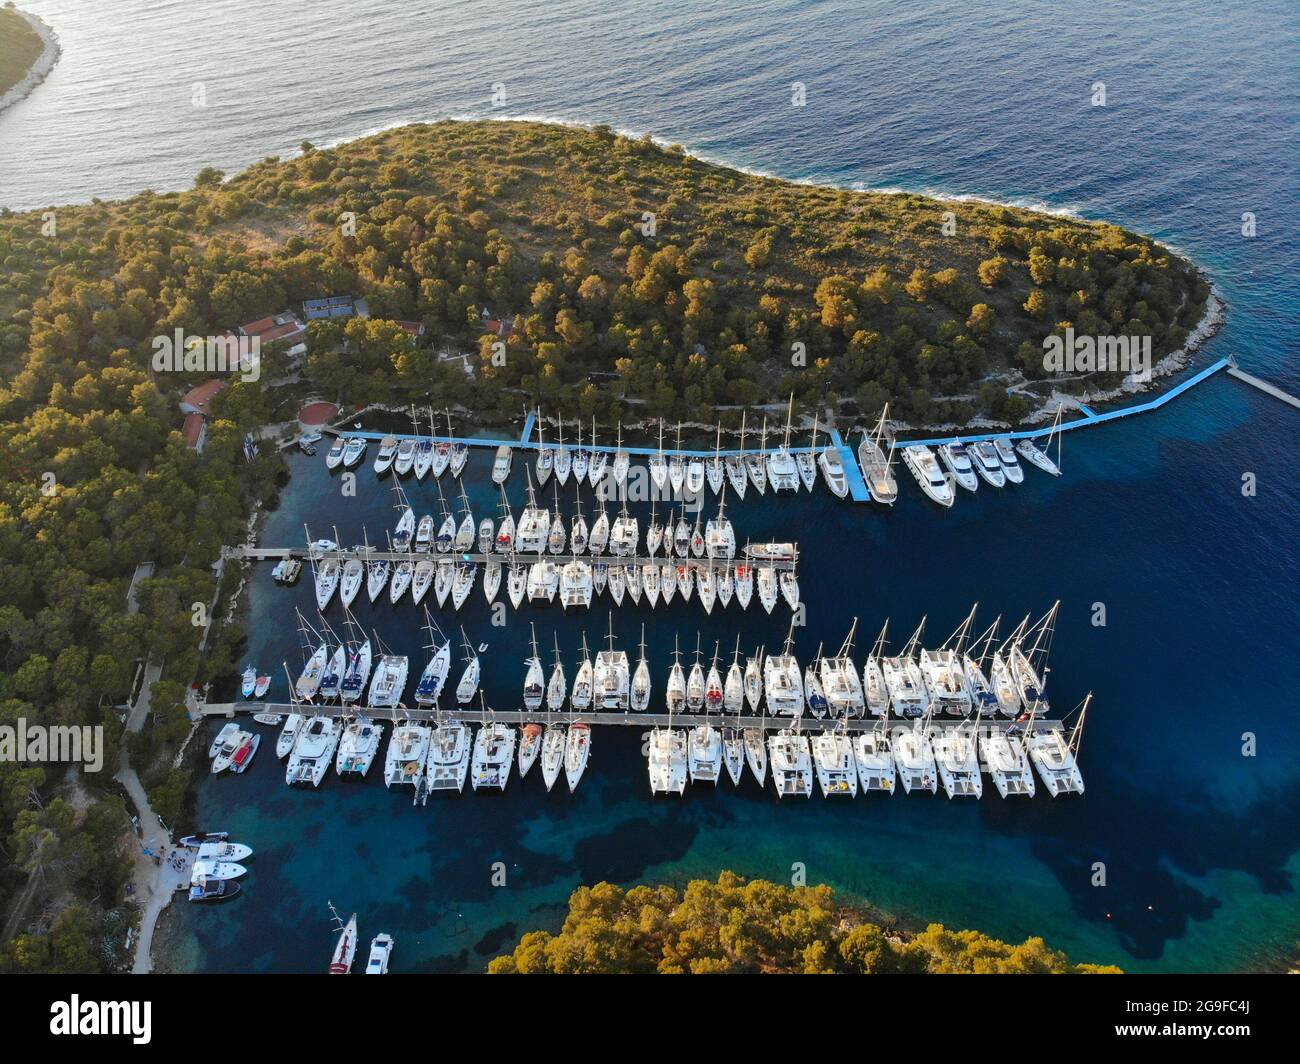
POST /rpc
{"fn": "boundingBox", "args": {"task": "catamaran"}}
[858,405,898,504]
[688,720,722,784]
[769,728,813,797]
[938,440,979,492]
[471,701,516,792]
[704,490,736,559]
[929,720,982,798]
[595,614,630,709]
[336,714,383,778]
[820,619,866,717]
[902,444,955,507]
[882,619,930,718]
[767,394,800,491]
[1016,404,1064,476]
[1027,694,1089,796]
[286,715,340,787]
[812,726,858,797]
[610,499,638,557]
[854,716,896,794]
[560,559,593,611]
[962,615,1002,718]
[893,722,937,795]
[648,721,688,795]
[993,437,1024,483]
[424,717,471,795]
[764,625,804,717]
[367,642,409,710]
[980,720,1036,798]
[516,468,549,553]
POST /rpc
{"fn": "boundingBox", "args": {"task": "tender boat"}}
[365,933,394,974]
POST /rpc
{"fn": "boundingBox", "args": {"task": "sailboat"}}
[686,634,706,712]
[1017,404,1064,475]
[642,560,660,608]
[294,610,329,702]
[612,420,630,489]
[768,726,813,797]
[564,720,591,793]
[648,689,688,797]
[726,413,748,499]
[313,547,341,611]
[383,714,431,788]
[919,607,976,718]
[687,715,722,784]
[570,489,589,554]
[546,634,567,711]
[507,555,527,609]
[518,720,543,780]
[327,904,358,974]
[571,632,594,711]
[743,650,768,786]
[495,487,515,553]
[804,642,829,718]
[535,411,553,486]
[588,494,610,555]
[455,627,480,704]
[471,696,516,791]
[881,617,930,718]
[649,419,667,493]
[430,410,450,479]
[587,417,608,487]
[744,645,764,712]
[540,719,566,792]
[704,486,736,559]
[414,610,451,706]
[721,644,745,785]
[547,482,567,554]
[317,616,346,702]
[631,624,652,711]
[685,430,706,496]
[453,485,475,553]
[858,405,899,504]
[434,483,455,554]
[645,497,663,557]
[821,618,866,718]
[706,423,725,495]
[796,416,818,491]
[863,620,890,718]
[854,711,896,794]
[929,716,982,798]
[594,613,630,709]
[746,415,769,493]
[523,624,545,712]
[572,418,588,484]
[483,555,502,603]
[764,623,804,717]
[413,407,434,480]
[812,722,858,797]
[668,421,686,496]
[553,415,571,485]
[734,559,753,610]
[388,538,414,605]
[894,716,938,795]
[1011,602,1059,713]
[425,713,471,795]
[516,466,549,553]
[963,616,1002,719]
[366,631,409,710]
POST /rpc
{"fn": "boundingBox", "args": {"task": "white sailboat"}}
[335,713,384,777]
[1027,694,1089,796]
[286,714,340,787]
[414,610,451,706]
[587,417,607,487]
[611,420,629,489]
[768,728,813,797]
[572,418,588,483]
[535,411,553,486]
[413,408,435,480]
[594,613,630,710]
[734,560,753,611]
[1017,404,1064,476]
[471,698,516,791]
[854,714,896,794]
[882,618,929,718]
[553,415,571,485]
[425,717,471,794]
[455,627,480,704]
[812,725,858,796]
[764,624,804,717]
[858,405,899,504]
[563,721,591,793]
[706,422,725,495]
[796,416,818,491]
[767,394,800,491]
[546,634,567,712]
[631,625,652,711]
[894,720,938,795]
[523,624,545,712]
[366,637,408,710]
[726,413,749,499]
[929,719,982,798]
[570,490,589,554]
[648,419,667,493]
[668,421,685,496]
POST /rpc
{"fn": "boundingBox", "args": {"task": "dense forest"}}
[0,119,1207,970]
[489,872,1122,974]
[0,5,43,97]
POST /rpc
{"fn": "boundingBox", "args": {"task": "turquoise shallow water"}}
[5,1,1295,972]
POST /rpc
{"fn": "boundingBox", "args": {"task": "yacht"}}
[743,728,767,786]
[812,728,858,796]
[447,418,468,478]
[324,437,346,470]
[893,724,937,794]
[495,493,515,553]
[341,436,368,469]
[507,559,527,609]
[743,648,764,711]
[881,654,929,718]
[980,727,1036,797]
[560,559,593,611]
[564,722,591,792]
[411,558,435,606]
[339,557,364,609]
[721,726,744,785]
[388,556,413,604]
[687,723,722,784]
[686,451,706,496]
[414,413,436,479]
[930,724,982,798]
[858,406,898,504]
[572,419,588,483]
[471,714,516,792]
[768,729,813,797]
[938,440,979,492]
[314,630,347,702]
[734,562,753,610]
[276,713,303,759]
[764,627,804,717]
[368,651,409,710]
[668,422,686,496]
[645,499,663,556]
[286,716,341,787]
[393,437,417,477]
[767,396,800,491]
[373,435,399,476]
[517,722,543,779]
[649,420,668,493]
[527,559,559,604]
[414,514,435,553]
[990,649,1022,717]
[611,421,630,489]
[631,627,652,711]
[1010,603,1057,711]
[666,637,687,714]
[1017,406,1064,476]
[379,718,431,785]
[194,840,253,863]
[1026,695,1089,796]
[594,562,609,596]
[546,637,567,711]
[335,715,383,777]
[642,562,660,608]
[970,440,1006,486]
[546,486,567,555]
[587,417,608,487]
[365,933,394,974]
[818,440,849,498]
[534,413,553,486]
[451,560,476,610]
[430,439,451,479]
[648,726,688,795]
[902,445,955,507]
[191,858,247,881]
[724,639,746,715]
[854,726,896,794]
[594,616,630,710]
[425,718,471,794]
[553,416,571,485]
[746,416,769,494]
[523,626,545,712]
[610,500,638,558]
[327,908,358,974]
[540,725,566,792]
[516,470,549,553]
[993,437,1024,483]
[392,493,416,552]
[414,613,451,706]
[210,725,248,774]
[706,424,725,495]
[716,566,733,609]
[492,444,512,485]
[864,653,889,718]
[455,629,480,704]
[673,508,691,556]
[919,647,972,717]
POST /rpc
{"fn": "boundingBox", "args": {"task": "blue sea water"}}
[3,1,1297,972]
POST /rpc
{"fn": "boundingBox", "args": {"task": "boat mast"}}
[942,602,979,653]
[1068,692,1092,758]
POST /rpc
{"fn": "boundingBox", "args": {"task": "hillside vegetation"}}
[489,872,1122,974]
[0,6,43,97]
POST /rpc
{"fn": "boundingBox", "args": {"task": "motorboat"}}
[275,714,302,759]
[393,437,417,477]
[373,435,399,476]
[902,444,955,507]
[210,724,245,774]
[492,444,513,484]
[365,933,394,974]
[818,442,849,498]
[938,440,979,492]
[341,437,367,469]
[993,437,1024,483]
[478,517,495,555]
[970,440,1006,486]
[324,438,346,470]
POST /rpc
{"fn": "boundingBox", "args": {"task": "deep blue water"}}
[4,1,1296,972]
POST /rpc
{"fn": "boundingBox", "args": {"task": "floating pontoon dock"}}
[227,546,798,571]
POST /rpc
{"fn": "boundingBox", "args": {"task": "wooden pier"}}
[200,700,1059,736]
[1226,359,1300,410]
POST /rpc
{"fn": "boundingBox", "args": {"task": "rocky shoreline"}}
[0,7,60,114]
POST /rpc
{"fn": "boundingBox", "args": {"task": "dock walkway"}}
[228,546,798,571]
[1226,360,1300,410]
